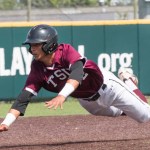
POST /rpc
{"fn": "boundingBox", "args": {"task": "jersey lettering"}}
[47,69,70,87]
[47,75,57,87]
[54,70,67,80]
[61,68,70,76]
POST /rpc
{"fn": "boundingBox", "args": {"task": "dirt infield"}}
[0,115,150,150]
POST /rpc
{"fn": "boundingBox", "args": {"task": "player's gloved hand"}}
[45,95,66,110]
[0,124,9,132]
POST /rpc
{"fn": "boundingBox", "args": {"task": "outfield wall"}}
[0,20,150,99]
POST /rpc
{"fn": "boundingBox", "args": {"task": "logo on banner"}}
[78,45,134,73]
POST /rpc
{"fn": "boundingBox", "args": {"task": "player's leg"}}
[78,99,122,117]
[118,67,147,103]
[123,78,147,103]
[110,80,150,123]
[104,73,150,122]
[100,70,150,123]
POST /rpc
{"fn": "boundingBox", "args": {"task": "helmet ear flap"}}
[42,42,58,54]
[42,35,58,54]
[42,42,51,54]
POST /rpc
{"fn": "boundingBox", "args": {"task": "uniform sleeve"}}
[69,60,84,84]
[62,44,86,67]
[11,90,33,116]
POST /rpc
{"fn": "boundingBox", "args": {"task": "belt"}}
[83,84,107,101]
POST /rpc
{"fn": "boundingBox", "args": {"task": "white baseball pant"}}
[78,70,150,123]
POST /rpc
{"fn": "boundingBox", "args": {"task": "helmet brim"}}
[22,39,46,45]
[22,42,28,45]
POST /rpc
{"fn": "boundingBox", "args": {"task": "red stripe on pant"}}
[125,78,148,103]
[133,89,148,103]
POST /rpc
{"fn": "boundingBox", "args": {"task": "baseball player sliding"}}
[0,24,150,132]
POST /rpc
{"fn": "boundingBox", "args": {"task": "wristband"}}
[58,83,75,98]
[1,113,16,127]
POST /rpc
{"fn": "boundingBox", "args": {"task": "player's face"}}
[30,43,46,61]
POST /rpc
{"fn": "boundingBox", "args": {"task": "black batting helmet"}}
[23,24,58,54]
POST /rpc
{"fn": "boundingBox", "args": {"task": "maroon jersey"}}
[24,44,103,98]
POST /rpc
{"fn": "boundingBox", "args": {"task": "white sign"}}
[0,47,32,76]
[98,53,133,72]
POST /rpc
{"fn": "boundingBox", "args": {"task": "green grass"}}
[1,96,150,118]
[0,98,89,118]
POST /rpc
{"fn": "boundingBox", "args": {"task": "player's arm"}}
[59,60,84,96]
[0,90,33,132]
[45,60,84,109]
